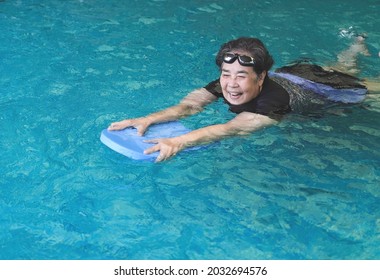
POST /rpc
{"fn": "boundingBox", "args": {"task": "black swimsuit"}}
[204,62,367,117]
[204,76,291,120]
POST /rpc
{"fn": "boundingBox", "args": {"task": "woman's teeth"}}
[229,91,242,98]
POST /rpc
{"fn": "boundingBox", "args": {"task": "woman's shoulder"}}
[262,76,291,99]
[203,79,222,97]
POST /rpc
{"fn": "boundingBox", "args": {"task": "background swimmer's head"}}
[215,37,274,75]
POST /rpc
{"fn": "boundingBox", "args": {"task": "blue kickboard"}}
[100,121,200,160]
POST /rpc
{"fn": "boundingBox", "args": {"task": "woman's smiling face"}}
[219,53,265,105]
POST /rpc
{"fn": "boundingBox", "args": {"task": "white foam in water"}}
[339,26,356,38]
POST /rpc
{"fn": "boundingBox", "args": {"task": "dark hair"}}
[215,37,274,74]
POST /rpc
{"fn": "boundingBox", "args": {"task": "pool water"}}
[1,0,379,259]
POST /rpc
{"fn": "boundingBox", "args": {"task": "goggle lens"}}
[223,52,255,66]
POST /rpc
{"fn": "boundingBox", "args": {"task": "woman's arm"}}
[144,112,277,162]
[108,88,217,135]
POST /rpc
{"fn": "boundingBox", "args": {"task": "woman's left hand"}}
[143,137,185,162]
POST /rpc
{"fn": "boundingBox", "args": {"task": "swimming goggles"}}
[223,52,255,66]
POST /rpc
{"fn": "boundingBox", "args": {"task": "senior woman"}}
[108,36,374,162]
[108,37,290,162]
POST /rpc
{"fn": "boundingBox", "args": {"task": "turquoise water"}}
[1,0,380,259]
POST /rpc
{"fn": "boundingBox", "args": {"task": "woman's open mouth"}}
[228,91,243,100]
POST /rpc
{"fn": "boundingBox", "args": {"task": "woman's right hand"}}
[108,117,151,136]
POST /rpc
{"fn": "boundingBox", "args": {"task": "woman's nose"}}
[228,76,238,87]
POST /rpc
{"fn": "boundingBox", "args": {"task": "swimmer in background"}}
[334,35,370,74]
[108,36,379,162]
[328,34,380,91]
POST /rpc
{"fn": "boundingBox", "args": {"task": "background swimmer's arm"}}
[144,112,277,162]
[363,79,380,92]
[108,88,217,135]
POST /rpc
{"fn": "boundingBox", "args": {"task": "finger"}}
[108,123,120,131]
[155,150,171,162]
[143,139,158,144]
[108,120,130,131]
[144,143,161,155]
[155,150,177,162]
[136,124,149,136]
[155,153,165,163]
